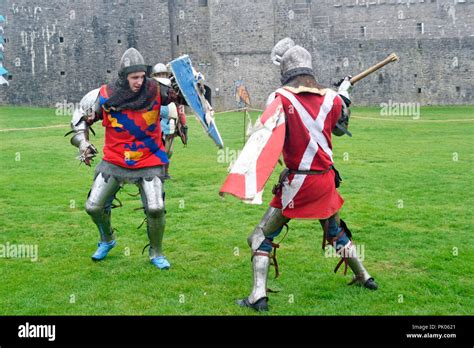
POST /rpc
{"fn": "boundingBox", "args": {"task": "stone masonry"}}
[0,0,473,110]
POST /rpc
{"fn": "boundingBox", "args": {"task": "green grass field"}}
[0,104,473,315]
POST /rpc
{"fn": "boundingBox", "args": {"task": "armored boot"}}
[237,207,289,311]
[340,243,378,290]
[139,177,170,270]
[146,214,170,270]
[321,215,378,290]
[85,173,121,261]
[237,252,270,312]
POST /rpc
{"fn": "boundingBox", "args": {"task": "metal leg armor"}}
[85,173,121,243]
[321,214,378,290]
[237,207,290,311]
[248,252,271,304]
[246,207,290,253]
[341,243,377,289]
[164,135,175,158]
[164,136,175,179]
[139,177,166,260]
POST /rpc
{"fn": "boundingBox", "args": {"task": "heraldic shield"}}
[169,55,224,149]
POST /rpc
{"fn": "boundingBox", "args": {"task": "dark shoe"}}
[236,297,269,312]
[364,278,378,290]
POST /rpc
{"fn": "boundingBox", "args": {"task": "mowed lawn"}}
[0,105,472,315]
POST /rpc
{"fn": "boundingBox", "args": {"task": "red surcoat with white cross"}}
[270,87,344,219]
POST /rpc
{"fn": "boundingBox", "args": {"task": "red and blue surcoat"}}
[98,85,168,169]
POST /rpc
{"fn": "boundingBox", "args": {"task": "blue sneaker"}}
[91,240,116,261]
[150,256,171,270]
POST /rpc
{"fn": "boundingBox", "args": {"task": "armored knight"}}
[68,48,179,270]
[234,38,378,311]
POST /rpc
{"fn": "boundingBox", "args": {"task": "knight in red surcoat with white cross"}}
[237,38,378,312]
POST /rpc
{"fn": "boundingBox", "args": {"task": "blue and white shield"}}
[169,55,224,149]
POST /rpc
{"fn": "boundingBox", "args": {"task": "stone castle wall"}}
[0,0,473,109]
